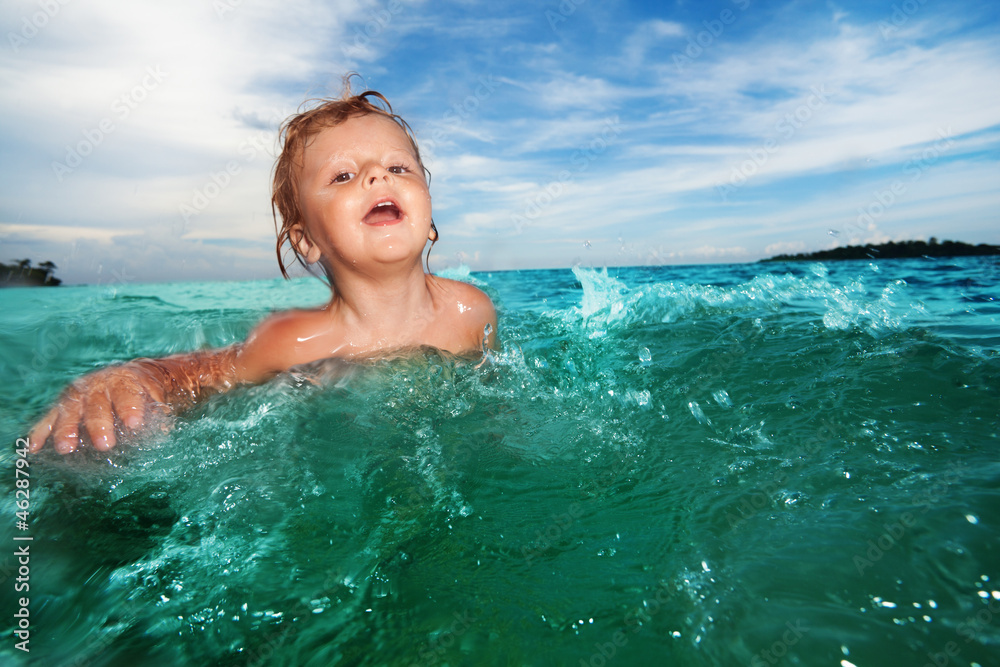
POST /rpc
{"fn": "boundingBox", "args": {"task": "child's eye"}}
[331,172,354,184]
[388,165,408,175]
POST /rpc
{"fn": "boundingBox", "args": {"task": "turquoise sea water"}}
[1,257,998,666]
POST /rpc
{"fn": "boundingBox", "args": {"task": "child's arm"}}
[28,347,241,454]
[28,313,297,455]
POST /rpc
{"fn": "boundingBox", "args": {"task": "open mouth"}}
[363,199,403,225]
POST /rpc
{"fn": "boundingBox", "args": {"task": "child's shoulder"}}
[428,275,494,313]
[427,275,497,351]
[237,306,334,379]
[429,274,490,296]
[251,306,329,339]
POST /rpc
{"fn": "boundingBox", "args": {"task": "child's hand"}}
[28,362,170,455]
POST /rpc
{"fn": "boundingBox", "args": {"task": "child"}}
[29,86,497,455]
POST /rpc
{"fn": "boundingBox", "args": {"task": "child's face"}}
[294,113,432,275]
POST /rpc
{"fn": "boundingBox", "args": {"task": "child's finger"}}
[108,378,147,432]
[84,390,117,451]
[51,408,84,455]
[28,407,57,452]
[48,384,89,454]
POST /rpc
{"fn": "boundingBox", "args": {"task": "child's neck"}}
[328,262,435,342]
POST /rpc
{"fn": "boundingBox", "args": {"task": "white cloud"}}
[1,1,997,281]
[764,241,807,256]
[621,19,685,70]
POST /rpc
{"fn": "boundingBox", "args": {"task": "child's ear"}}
[289,225,322,264]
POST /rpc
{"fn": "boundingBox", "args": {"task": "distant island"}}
[761,238,1000,263]
[1,259,61,287]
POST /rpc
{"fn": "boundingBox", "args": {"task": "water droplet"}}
[584,240,591,248]
[688,401,710,425]
[829,229,840,237]
[712,389,732,408]
[638,347,652,364]
[480,322,494,358]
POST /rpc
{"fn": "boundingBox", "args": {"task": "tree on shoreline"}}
[1,259,61,286]
[761,239,1000,263]
[38,261,57,282]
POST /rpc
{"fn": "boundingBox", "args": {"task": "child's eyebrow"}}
[316,152,354,173]
[386,148,418,161]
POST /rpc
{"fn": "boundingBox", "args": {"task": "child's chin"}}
[371,239,424,259]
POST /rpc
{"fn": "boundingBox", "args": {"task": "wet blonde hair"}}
[272,82,430,279]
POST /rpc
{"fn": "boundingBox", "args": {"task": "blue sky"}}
[1,0,998,284]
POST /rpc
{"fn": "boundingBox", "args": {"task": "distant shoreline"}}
[760,239,1000,263]
[0,262,61,287]
[4,240,999,288]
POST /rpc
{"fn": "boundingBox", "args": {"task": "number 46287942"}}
[14,438,30,519]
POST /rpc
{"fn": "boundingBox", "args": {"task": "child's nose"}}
[363,164,391,187]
